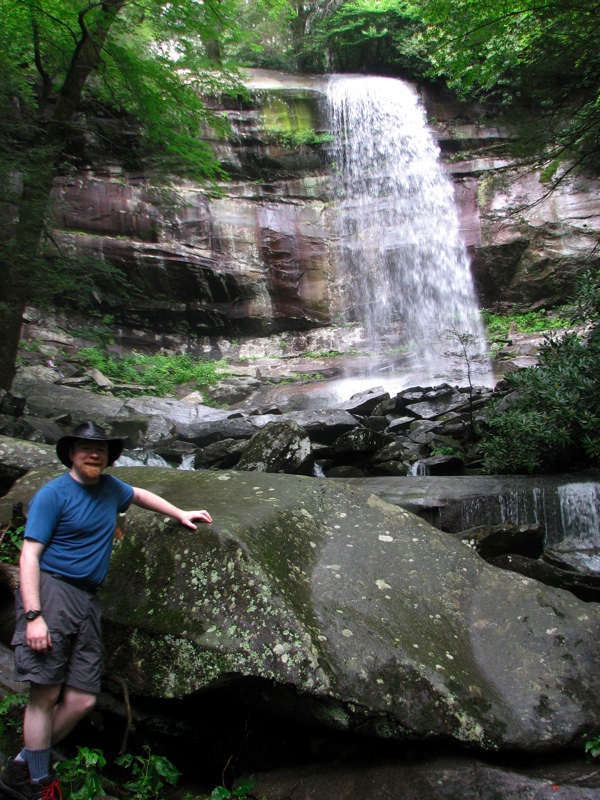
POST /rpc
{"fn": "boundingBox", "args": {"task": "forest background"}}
[1,0,599,471]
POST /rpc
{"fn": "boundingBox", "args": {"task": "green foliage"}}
[35,253,132,314]
[0,693,27,737]
[0,0,247,181]
[0,0,251,389]
[568,269,600,325]
[430,445,464,460]
[116,747,180,800]
[481,272,600,474]
[225,0,302,71]
[19,339,42,353]
[262,128,332,148]
[302,0,427,74]
[190,780,266,800]
[74,317,116,347]
[28,745,269,800]
[482,308,571,338]
[78,348,230,396]
[0,524,24,565]
[585,733,600,760]
[417,0,600,175]
[57,747,108,800]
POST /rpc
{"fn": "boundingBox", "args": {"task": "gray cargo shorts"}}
[12,570,103,693]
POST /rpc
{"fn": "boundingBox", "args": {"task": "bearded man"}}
[0,421,212,800]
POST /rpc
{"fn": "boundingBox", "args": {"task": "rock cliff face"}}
[45,69,600,351]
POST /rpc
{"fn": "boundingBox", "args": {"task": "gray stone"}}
[246,755,600,800]
[2,469,599,751]
[333,428,391,455]
[235,420,313,474]
[334,386,390,416]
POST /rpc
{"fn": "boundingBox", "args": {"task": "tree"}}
[297,0,600,174]
[300,0,426,74]
[0,0,245,391]
[444,326,489,440]
[417,0,600,178]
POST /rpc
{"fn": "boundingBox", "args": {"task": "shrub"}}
[481,272,600,474]
[481,308,570,339]
[78,349,230,397]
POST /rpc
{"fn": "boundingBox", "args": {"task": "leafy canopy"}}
[417,0,600,174]
[0,0,247,182]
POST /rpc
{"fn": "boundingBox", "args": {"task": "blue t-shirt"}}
[24,472,134,587]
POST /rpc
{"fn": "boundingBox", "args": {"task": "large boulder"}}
[246,755,600,800]
[1,468,600,752]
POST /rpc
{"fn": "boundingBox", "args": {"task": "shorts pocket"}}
[12,630,71,685]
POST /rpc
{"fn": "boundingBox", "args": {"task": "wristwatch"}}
[25,609,42,621]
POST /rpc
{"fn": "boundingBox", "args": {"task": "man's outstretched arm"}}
[131,487,212,529]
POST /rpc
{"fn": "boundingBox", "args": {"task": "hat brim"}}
[56,435,124,468]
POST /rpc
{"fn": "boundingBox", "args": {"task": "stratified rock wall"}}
[421,85,600,309]
[50,71,335,339]
[44,70,600,346]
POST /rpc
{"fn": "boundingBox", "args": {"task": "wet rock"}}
[195,438,248,469]
[416,453,464,475]
[334,386,390,416]
[0,392,25,417]
[489,553,600,603]
[205,376,262,405]
[177,417,259,447]
[332,428,391,456]
[0,435,60,493]
[285,410,360,444]
[87,368,115,389]
[235,420,313,474]
[459,522,544,561]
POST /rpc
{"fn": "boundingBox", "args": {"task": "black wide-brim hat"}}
[56,421,125,468]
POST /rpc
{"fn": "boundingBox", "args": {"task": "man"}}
[0,421,212,800]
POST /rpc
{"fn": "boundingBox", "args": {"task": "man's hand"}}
[132,487,213,529]
[178,510,213,529]
[26,616,52,651]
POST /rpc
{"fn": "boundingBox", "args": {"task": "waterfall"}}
[327,75,491,387]
[556,483,600,565]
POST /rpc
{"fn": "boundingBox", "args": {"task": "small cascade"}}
[410,461,430,476]
[455,480,600,564]
[326,75,491,386]
[459,489,547,532]
[178,454,196,470]
[558,482,600,546]
[115,451,171,468]
[552,483,600,571]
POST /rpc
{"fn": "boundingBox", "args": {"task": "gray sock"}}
[23,747,51,782]
[15,749,28,763]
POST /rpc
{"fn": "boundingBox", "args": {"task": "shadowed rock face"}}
[1,468,600,752]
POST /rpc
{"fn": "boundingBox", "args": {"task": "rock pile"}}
[1,375,502,479]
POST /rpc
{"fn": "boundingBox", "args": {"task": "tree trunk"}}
[0,0,127,392]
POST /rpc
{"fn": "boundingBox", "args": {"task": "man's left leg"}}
[22,683,61,783]
[51,685,97,745]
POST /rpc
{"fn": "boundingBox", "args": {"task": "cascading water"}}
[327,75,491,388]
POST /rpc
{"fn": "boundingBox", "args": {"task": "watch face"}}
[25,610,41,621]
